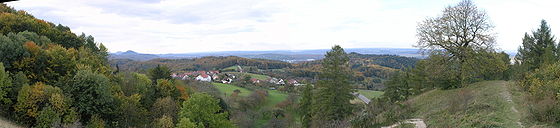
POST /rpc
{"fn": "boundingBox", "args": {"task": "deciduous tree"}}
[416,0,496,87]
[179,93,234,128]
[65,70,115,122]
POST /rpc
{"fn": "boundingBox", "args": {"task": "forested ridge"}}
[0,4,229,128]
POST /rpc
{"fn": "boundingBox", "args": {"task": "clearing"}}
[223,72,271,80]
[213,82,253,97]
[212,82,288,107]
[357,89,384,99]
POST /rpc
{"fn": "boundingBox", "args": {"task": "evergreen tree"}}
[517,20,557,71]
[148,65,172,84]
[299,84,313,128]
[0,63,12,106]
[313,45,355,122]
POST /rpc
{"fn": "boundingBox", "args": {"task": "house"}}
[212,74,220,81]
[221,78,232,84]
[195,74,212,82]
[268,78,285,85]
[250,78,261,84]
[209,70,220,74]
[288,79,298,85]
[181,75,189,80]
[278,79,285,85]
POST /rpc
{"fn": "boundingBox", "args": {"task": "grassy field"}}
[212,82,291,126]
[264,90,289,108]
[223,65,239,70]
[212,83,288,107]
[224,72,271,80]
[212,83,252,97]
[407,81,532,127]
[357,89,384,99]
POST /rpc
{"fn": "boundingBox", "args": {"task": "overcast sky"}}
[6,0,560,54]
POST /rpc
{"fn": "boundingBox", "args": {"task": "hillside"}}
[404,81,550,127]
[111,56,292,72]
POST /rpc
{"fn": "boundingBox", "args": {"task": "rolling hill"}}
[403,81,551,127]
[109,48,425,62]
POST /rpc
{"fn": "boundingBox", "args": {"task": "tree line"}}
[0,4,233,128]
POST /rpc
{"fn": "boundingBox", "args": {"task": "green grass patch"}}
[264,90,289,108]
[408,81,523,127]
[212,83,252,97]
[224,72,271,80]
[223,65,239,70]
[212,83,288,107]
[212,83,291,127]
[357,89,384,99]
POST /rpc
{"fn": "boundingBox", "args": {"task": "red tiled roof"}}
[200,74,209,78]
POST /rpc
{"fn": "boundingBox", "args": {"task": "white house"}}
[182,75,189,80]
[195,74,212,82]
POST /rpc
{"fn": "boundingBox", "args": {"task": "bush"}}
[448,89,474,113]
[519,62,560,123]
[527,96,560,122]
[350,98,413,128]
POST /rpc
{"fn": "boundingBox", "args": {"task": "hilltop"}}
[402,81,553,127]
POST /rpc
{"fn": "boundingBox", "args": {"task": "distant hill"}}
[109,50,161,61]
[109,48,425,62]
[110,48,519,62]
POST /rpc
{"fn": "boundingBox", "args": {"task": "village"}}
[171,69,305,90]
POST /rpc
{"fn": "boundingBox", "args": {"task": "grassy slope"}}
[224,72,271,80]
[223,65,238,70]
[212,83,290,127]
[357,89,384,99]
[212,83,252,97]
[211,83,288,107]
[264,90,289,108]
[407,81,530,127]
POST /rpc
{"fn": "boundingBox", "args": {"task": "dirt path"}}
[382,118,427,128]
[0,116,22,128]
[499,82,524,128]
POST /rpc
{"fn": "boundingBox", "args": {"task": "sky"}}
[6,0,560,54]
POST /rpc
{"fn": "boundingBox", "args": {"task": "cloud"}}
[6,0,560,54]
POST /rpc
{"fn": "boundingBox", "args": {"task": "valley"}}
[1,0,558,128]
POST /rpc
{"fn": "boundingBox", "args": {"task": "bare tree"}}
[416,0,496,86]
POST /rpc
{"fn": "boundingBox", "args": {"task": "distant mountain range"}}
[110,48,517,62]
